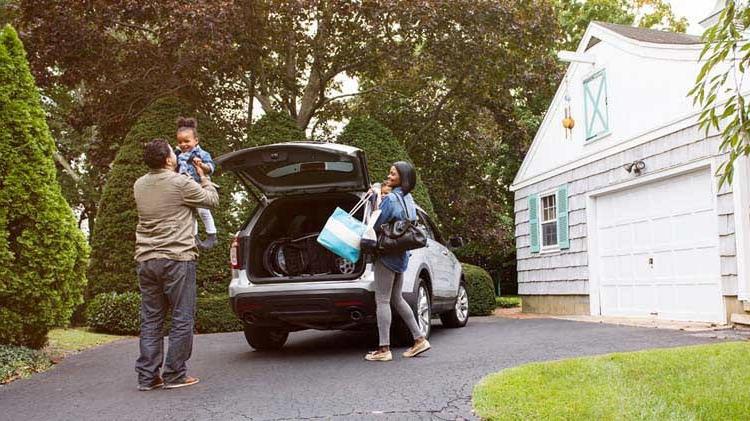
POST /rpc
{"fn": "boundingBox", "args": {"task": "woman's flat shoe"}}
[403,340,431,358]
[364,350,392,361]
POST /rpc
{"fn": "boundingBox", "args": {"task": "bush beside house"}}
[461,263,496,316]
[0,25,89,349]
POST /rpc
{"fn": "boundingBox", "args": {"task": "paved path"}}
[0,317,727,420]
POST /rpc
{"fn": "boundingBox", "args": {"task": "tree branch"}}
[53,151,81,183]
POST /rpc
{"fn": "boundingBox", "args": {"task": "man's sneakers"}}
[164,376,200,389]
[137,377,164,391]
[364,350,393,362]
[403,339,431,358]
[195,233,217,250]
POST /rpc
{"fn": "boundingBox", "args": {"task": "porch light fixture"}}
[623,160,646,175]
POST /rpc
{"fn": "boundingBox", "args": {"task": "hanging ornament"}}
[562,79,575,140]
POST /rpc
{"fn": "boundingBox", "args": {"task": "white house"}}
[510,18,750,324]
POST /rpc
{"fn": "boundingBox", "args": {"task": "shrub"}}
[496,296,521,308]
[462,263,496,316]
[87,97,238,296]
[195,294,242,333]
[86,291,242,335]
[0,25,89,349]
[0,345,51,384]
[86,292,141,335]
[246,110,306,147]
[337,117,437,220]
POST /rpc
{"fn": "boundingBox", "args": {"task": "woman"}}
[365,161,431,362]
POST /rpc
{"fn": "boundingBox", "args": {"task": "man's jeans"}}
[135,259,196,385]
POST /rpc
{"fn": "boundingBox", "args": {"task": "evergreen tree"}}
[87,97,237,295]
[338,117,436,219]
[247,111,306,147]
[0,25,89,348]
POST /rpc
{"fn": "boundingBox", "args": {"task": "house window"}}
[540,193,557,247]
[583,70,609,140]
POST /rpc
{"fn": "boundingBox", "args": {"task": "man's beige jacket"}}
[133,169,219,262]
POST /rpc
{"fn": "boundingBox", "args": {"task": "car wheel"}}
[243,325,289,351]
[440,282,469,328]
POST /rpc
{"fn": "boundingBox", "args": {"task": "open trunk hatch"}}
[216,142,370,197]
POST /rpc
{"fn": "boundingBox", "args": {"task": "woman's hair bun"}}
[176,116,197,129]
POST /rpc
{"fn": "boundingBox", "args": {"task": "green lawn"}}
[495,296,521,309]
[473,341,750,420]
[46,328,129,355]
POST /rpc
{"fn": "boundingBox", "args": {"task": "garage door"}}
[594,168,724,322]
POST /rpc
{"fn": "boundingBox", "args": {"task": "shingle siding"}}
[515,124,739,298]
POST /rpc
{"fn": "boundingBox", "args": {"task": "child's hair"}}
[176,116,199,139]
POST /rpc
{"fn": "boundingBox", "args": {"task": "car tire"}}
[243,325,289,351]
[392,278,431,346]
[440,282,469,328]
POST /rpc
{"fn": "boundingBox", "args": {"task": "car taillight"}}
[230,236,242,269]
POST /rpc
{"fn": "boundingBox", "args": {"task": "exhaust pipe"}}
[350,310,363,321]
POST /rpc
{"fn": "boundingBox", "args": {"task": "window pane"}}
[541,194,556,222]
[542,222,557,246]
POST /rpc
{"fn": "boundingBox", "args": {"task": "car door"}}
[416,210,453,306]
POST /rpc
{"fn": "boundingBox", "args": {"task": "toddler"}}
[175,116,217,250]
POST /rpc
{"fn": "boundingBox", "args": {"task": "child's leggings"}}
[196,208,217,234]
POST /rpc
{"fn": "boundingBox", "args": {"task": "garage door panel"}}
[594,168,723,323]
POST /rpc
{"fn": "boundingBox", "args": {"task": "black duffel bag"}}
[375,193,427,254]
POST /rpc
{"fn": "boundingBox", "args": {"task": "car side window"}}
[416,211,436,241]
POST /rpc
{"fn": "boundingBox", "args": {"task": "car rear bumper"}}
[230,288,378,330]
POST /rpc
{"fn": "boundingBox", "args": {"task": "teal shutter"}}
[557,186,570,250]
[583,70,608,140]
[528,194,540,253]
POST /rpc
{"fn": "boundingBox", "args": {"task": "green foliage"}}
[495,296,521,309]
[556,0,688,51]
[247,110,306,147]
[87,97,238,295]
[0,25,89,349]
[86,292,141,335]
[337,117,436,219]
[690,1,750,188]
[0,344,52,384]
[461,263,496,316]
[86,291,241,335]
[474,342,750,420]
[195,294,243,333]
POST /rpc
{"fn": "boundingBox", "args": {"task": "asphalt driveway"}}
[0,317,727,421]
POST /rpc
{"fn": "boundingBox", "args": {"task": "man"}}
[133,138,219,391]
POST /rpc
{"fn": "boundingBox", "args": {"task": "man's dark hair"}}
[143,138,172,169]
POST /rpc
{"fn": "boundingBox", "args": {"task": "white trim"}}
[512,111,705,191]
[585,158,726,322]
[733,155,750,301]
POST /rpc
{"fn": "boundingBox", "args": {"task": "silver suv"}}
[217,142,469,350]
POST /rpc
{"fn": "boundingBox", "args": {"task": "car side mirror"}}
[448,236,464,250]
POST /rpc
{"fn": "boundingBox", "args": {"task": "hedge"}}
[86,291,242,335]
[462,263,496,316]
[0,25,89,349]
[86,292,141,335]
[337,117,436,220]
[87,97,240,296]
